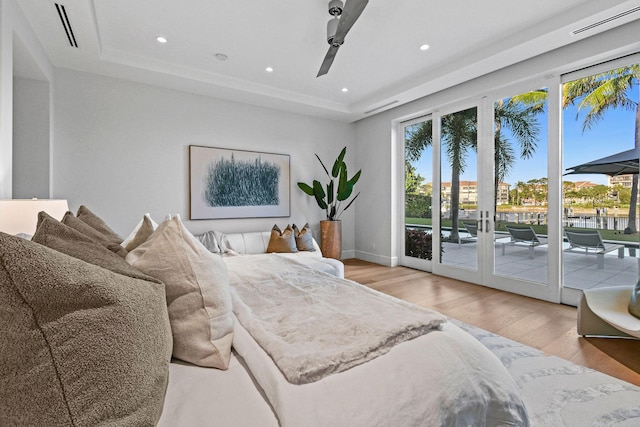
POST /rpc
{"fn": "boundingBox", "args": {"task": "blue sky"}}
[414,87,637,187]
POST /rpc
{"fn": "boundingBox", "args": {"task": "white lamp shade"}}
[0,199,69,236]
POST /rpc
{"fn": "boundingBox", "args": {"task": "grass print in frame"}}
[189,145,290,219]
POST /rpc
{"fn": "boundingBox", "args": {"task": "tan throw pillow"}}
[33,212,153,282]
[293,223,316,252]
[630,280,640,319]
[76,205,124,244]
[127,216,234,369]
[62,211,128,258]
[123,214,156,252]
[0,232,172,426]
[266,224,298,253]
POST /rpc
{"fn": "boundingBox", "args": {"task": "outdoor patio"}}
[441,237,639,291]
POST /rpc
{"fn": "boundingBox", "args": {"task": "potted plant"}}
[297,147,361,259]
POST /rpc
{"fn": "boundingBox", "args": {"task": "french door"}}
[400,82,561,303]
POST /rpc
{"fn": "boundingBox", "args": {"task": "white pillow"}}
[126,216,234,369]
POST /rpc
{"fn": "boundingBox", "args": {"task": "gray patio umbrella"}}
[565,148,639,176]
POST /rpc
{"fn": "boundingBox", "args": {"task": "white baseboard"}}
[352,250,398,267]
[340,249,356,260]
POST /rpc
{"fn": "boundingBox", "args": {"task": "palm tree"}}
[407,94,545,242]
[563,64,639,233]
[440,108,477,241]
[494,90,547,206]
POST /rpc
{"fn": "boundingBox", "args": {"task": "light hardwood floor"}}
[343,259,640,387]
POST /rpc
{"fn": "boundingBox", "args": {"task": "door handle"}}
[478,211,483,232]
[485,210,490,232]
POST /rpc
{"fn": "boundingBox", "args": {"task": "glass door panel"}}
[403,118,434,267]
[493,88,549,286]
[439,107,478,271]
[561,61,639,305]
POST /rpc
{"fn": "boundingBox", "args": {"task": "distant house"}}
[440,181,510,205]
[609,174,634,188]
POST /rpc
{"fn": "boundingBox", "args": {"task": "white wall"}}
[0,0,52,198]
[353,19,640,266]
[52,69,357,255]
[13,76,49,198]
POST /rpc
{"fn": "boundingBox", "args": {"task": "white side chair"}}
[577,286,640,339]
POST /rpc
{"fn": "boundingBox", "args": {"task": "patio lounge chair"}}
[501,225,545,259]
[564,230,624,269]
[458,220,478,246]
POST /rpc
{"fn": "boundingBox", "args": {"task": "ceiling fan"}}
[317,0,369,77]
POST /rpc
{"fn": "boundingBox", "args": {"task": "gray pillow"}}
[76,205,124,244]
[0,232,172,426]
[62,211,128,258]
[33,212,152,282]
[629,280,640,319]
[293,223,316,252]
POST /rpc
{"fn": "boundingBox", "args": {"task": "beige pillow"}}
[33,212,153,282]
[0,232,172,426]
[123,214,157,252]
[266,224,298,253]
[76,205,124,244]
[127,216,234,369]
[62,211,128,258]
[293,223,316,252]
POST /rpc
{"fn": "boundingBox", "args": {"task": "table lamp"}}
[0,199,69,236]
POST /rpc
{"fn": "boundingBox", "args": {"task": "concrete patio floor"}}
[440,238,639,292]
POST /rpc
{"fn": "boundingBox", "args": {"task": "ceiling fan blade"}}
[317,45,340,77]
[316,0,369,77]
[332,0,368,45]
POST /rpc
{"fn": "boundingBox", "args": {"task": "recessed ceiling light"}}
[214,53,229,61]
[341,88,348,92]
[266,67,274,72]
[156,36,167,44]
[420,44,430,51]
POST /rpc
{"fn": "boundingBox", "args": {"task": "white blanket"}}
[226,254,446,384]
[225,255,529,426]
[233,315,528,426]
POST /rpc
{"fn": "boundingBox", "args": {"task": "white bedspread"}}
[225,255,529,426]
[233,315,528,426]
[226,254,446,384]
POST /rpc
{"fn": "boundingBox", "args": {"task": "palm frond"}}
[405,121,433,162]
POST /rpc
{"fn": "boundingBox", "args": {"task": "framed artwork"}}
[189,145,290,219]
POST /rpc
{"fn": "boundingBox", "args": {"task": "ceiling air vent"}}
[571,6,640,36]
[365,100,399,115]
[55,3,78,48]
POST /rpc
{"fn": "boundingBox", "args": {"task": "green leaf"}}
[331,147,347,177]
[297,182,314,195]
[312,180,328,210]
[337,182,354,201]
[327,181,334,205]
[338,163,347,187]
[348,169,362,186]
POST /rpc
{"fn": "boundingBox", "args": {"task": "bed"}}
[154,251,528,426]
[3,209,639,426]
[159,224,527,426]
